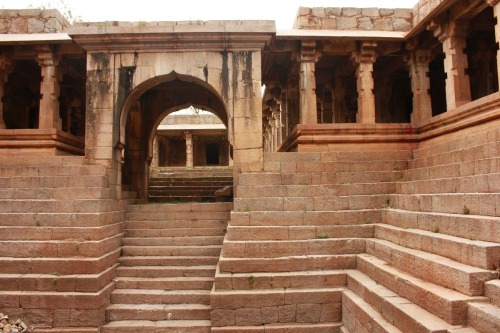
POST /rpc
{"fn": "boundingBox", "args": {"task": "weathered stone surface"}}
[336,17,357,30]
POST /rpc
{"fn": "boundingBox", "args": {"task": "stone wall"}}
[0,9,69,34]
[412,0,446,27]
[293,7,413,31]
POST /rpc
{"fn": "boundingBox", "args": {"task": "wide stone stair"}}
[101,201,231,333]
[0,156,134,332]
[148,167,233,203]
[211,149,411,332]
[341,125,500,333]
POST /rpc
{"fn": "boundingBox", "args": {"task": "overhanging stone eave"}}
[404,0,459,40]
[0,32,73,45]
[69,31,274,52]
[276,29,406,41]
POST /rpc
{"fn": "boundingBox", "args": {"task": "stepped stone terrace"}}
[0,0,499,332]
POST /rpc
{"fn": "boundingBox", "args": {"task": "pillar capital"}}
[351,41,377,66]
[299,40,321,63]
[36,45,60,67]
[428,18,469,42]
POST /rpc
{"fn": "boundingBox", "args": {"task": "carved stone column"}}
[299,41,320,124]
[151,136,159,168]
[430,19,471,110]
[487,0,500,85]
[272,110,282,149]
[351,41,377,123]
[406,50,433,124]
[0,56,13,129]
[37,46,62,130]
[184,131,193,168]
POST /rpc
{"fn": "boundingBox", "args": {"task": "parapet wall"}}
[412,0,446,27]
[293,7,413,31]
[0,9,70,33]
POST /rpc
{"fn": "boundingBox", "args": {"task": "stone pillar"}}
[272,109,282,150]
[151,136,159,168]
[488,0,500,86]
[406,50,433,124]
[351,41,377,123]
[184,131,193,168]
[430,19,471,110]
[37,46,62,130]
[299,40,320,124]
[0,56,13,129]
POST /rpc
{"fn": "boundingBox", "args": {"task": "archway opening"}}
[121,75,230,201]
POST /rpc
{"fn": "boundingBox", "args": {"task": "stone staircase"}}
[211,149,411,332]
[0,156,134,332]
[148,167,233,203]
[101,201,231,333]
[341,124,500,333]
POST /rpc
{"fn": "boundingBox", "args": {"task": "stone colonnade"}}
[151,131,194,168]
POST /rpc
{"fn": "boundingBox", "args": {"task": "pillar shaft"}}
[431,20,471,110]
[352,42,377,124]
[407,50,433,124]
[151,136,159,168]
[488,0,500,88]
[184,131,193,168]
[37,46,61,130]
[0,56,13,129]
[299,41,319,125]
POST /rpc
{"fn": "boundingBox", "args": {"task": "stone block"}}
[261,306,279,324]
[361,8,379,17]
[278,304,296,323]
[379,9,395,16]
[336,17,357,30]
[342,8,361,17]
[298,7,312,16]
[211,309,235,327]
[358,17,374,30]
[325,8,342,16]
[296,304,321,323]
[235,308,262,326]
[312,8,326,18]
[393,18,412,31]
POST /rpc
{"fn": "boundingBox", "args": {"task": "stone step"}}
[210,287,343,326]
[124,228,226,238]
[395,173,499,194]
[211,322,342,332]
[0,248,120,274]
[0,223,123,241]
[485,280,500,307]
[0,155,86,167]
[106,303,211,321]
[6,175,108,188]
[214,269,346,291]
[125,211,230,222]
[374,224,500,269]
[218,254,357,274]
[407,156,499,177]
[236,182,396,198]
[357,253,487,325]
[264,150,412,163]
[110,289,211,305]
[121,245,221,257]
[346,270,453,332]
[410,142,499,167]
[147,196,218,203]
[126,202,232,213]
[467,302,500,333]
[383,209,500,243]
[0,186,111,200]
[122,236,224,246]
[0,163,105,177]
[118,256,219,267]
[0,198,115,214]
[115,276,214,290]
[222,238,366,258]
[124,219,228,229]
[238,171,403,187]
[233,194,391,212]
[230,209,382,227]
[116,265,216,278]
[149,181,232,187]
[101,319,211,333]
[0,234,123,258]
[342,289,403,333]
[392,193,499,217]
[0,264,117,292]
[366,239,495,296]
[0,211,117,228]
[226,225,374,241]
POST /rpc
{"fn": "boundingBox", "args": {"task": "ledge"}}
[0,129,84,155]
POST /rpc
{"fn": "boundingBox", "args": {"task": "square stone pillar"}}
[351,41,377,124]
[36,46,62,130]
[406,50,433,124]
[299,40,320,125]
[488,0,500,86]
[0,56,13,129]
[184,131,193,168]
[430,19,471,110]
[151,136,159,168]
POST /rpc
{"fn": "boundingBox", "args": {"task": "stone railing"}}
[0,9,69,34]
[293,7,413,31]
